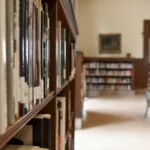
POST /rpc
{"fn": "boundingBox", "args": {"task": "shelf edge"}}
[0,92,55,149]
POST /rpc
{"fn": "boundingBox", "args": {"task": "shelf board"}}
[59,0,78,39]
[84,57,134,62]
[56,81,69,95]
[86,89,131,91]
[86,68,132,70]
[86,82,132,85]
[0,92,55,149]
[86,75,132,78]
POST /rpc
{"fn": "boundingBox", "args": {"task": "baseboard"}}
[134,89,146,94]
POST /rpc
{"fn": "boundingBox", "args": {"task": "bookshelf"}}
[75,52,87,129]
[0,1,78,150]
[84,57,135,92]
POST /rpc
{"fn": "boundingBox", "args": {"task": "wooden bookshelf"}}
[84,57,135,92]
[75,51,86,129]
[0,0,78,150]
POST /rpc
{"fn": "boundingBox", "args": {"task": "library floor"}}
[75,93,150,150]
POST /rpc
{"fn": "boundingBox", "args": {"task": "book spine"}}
[47,16,50,94]
[61,29,64,85]
[58,109,61,150]
[6,0,15,124]
[13,0,20,120]
[41,7,44,99]
[38,1,42,101]
[60,99,66,150]
[35,5,40,104]
[61,29,66,85]
[32,3,36,106]
[64,29,66,82]
[0,0,8,134]
[45,4,49,95]
[56,28,59,88]
[57,21,62,88]
[19,0,26,117]
[25,0,29,112]
[28,118,43,147]
[28,0,33,110]
[43,118,51,150]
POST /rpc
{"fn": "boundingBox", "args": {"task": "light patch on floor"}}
[75,94,150,150]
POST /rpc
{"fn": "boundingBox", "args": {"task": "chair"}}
[145,90,150,117]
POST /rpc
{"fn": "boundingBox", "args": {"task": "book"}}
[19,0,26,117]
[56,21,62,88]
[0,0,8,134]
[28,0,33,110]
[56,97,66,150]
[14,0,20,120]
[27,114,43,147]
[22,114,51,149]
[43,3,49,97]
[61,29,67,85]
[6,0,15,124]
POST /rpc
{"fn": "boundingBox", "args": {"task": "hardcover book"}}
[0,0,8,134]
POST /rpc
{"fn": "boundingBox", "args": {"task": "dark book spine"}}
[19,0,25,78]
[41,8,44,99]
[32,3,36,106]
[57,100,62,150]
[24,0,29,112]
[43,3,48,98]
[61,29,64,85]
[27,118,43,147]
[43,118,51,150]
[19,0,25,117]
[61,29,66,85]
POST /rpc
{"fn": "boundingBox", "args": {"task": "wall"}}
[76,0,150,58]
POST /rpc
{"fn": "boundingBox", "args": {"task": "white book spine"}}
[6,0,15,124]
[56,97,66,150]
[34,87,37,106]
[41,80,44,99]
[0,0,7,134]
[29,87,32,110]
[14,0,20,119]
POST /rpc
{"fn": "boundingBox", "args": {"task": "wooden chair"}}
[145,90,150,117]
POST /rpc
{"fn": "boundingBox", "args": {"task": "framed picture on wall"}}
[99,34,121,53]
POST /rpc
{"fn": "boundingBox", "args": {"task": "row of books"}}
[86,85,132,90]
[85,62,133,69]
[56,20,76,88]
[86,77,132,84]
[86,70,132,76]
[4,97,67,150]
[0,0,51,134]
[0,0,76,135]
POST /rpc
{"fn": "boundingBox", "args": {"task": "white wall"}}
[76,0,150,58]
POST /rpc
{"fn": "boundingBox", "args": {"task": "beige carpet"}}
[75,93,150,150]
